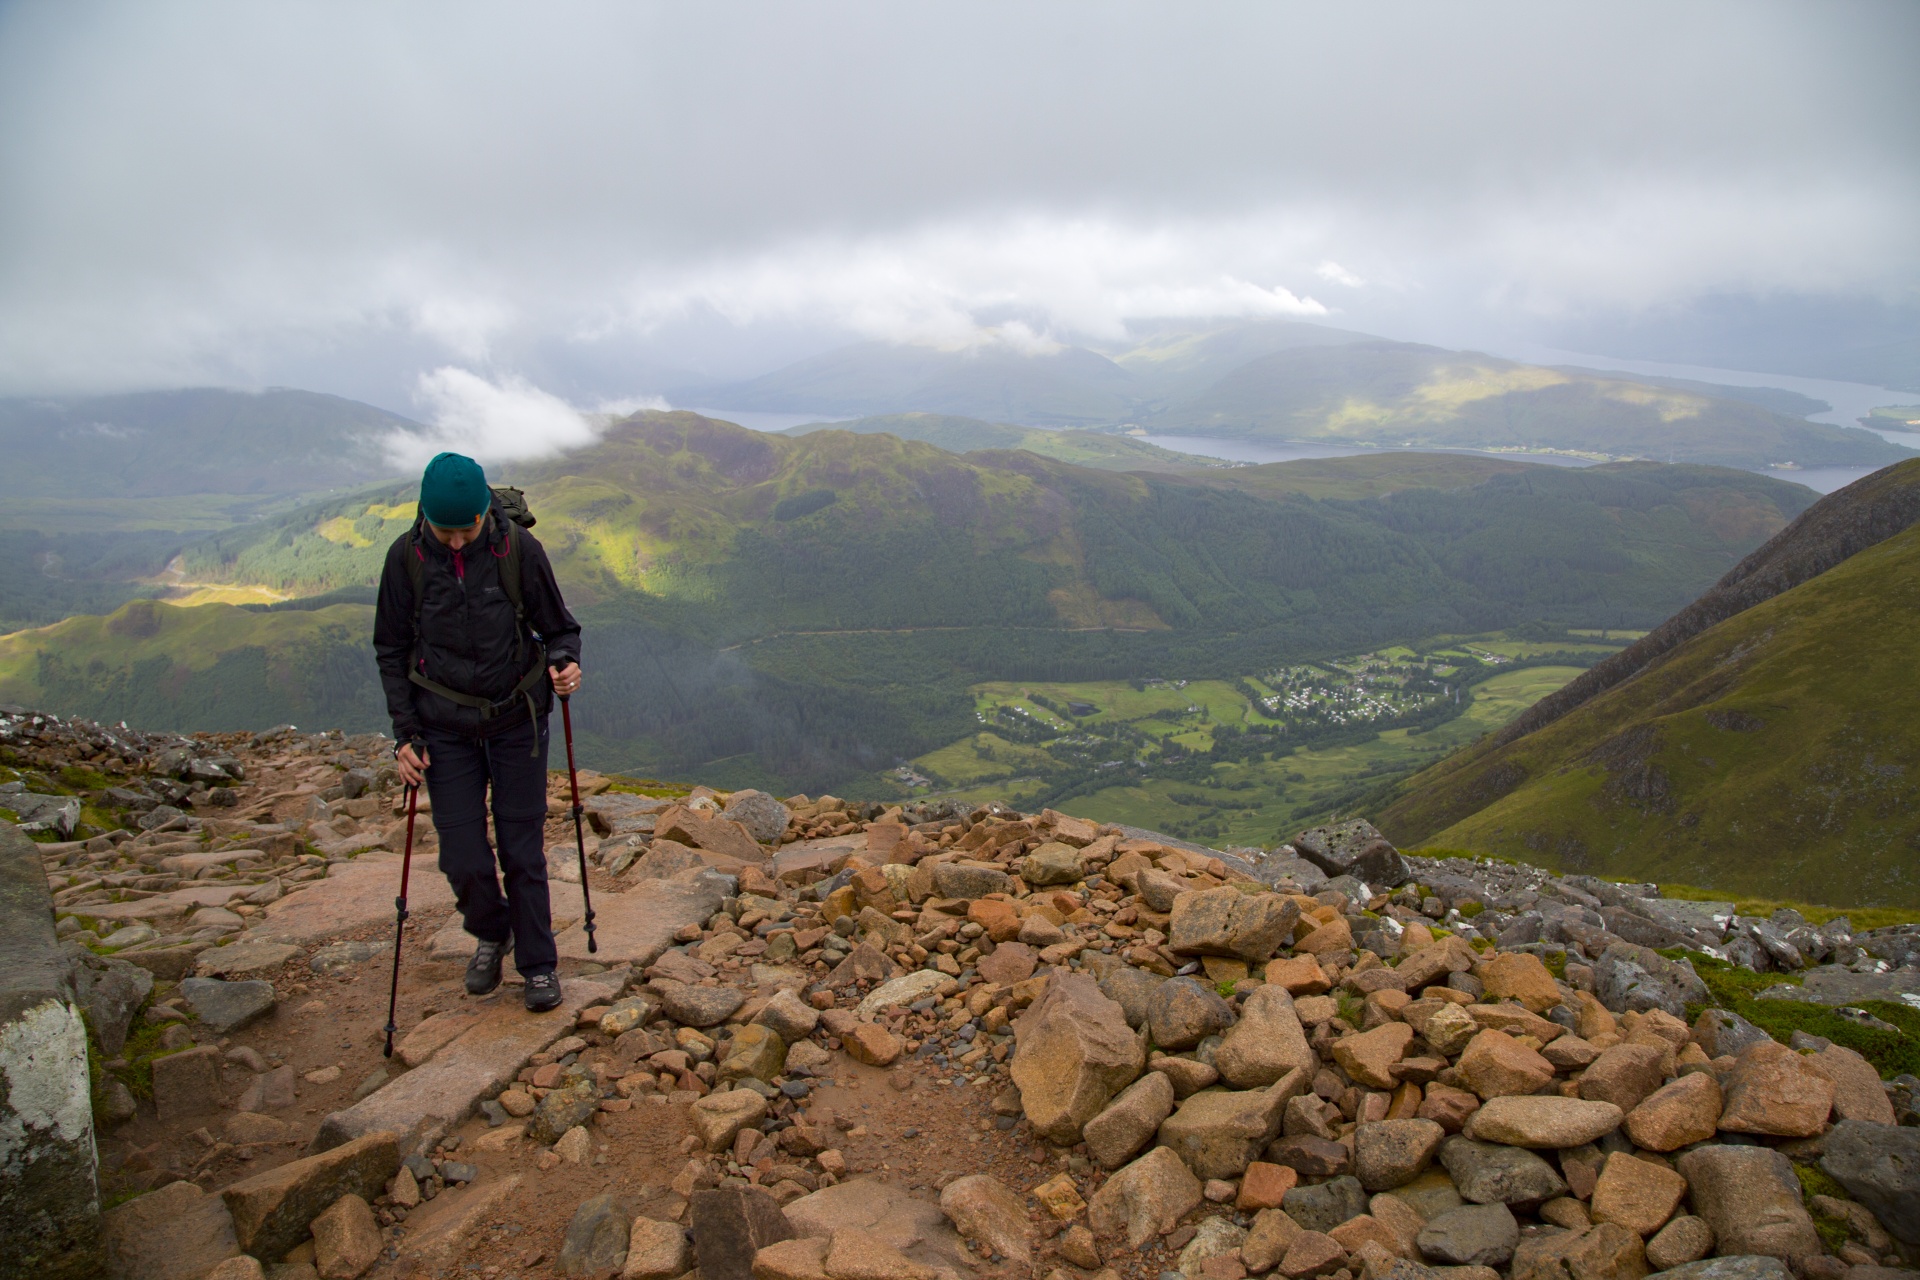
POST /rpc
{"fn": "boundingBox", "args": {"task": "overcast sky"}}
[2,1,1916,433]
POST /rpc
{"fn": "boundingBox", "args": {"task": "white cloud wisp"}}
[394,367,605,469]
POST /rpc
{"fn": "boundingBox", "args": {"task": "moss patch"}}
[605,776,693,798]
[1795,1162,1856,1252]
[1661,883,1920,930]
[114,1020,177,1102]
[1673,951,1920,1078]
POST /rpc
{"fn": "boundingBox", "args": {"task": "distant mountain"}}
[4,411,1813,792]
[784,413,1215,471]
[1374,457,1920,906]
[1146,340,1907,469]
[1094,318,1382,400]
[688,323,1911,470]
[0,387,421,499]
[1552,368,1831,420]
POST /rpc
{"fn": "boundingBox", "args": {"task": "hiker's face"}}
[428,514,486,550]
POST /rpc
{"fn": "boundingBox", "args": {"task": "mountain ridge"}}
[1374,457,1920,905]
[1487,457,1920,750]
[692,323,1910,469]
[0,387,421,499]
[781,412,1217,471]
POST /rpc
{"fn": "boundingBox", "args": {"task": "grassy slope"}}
[1186,453,1534,500]
[0,599,384,733]
[1377,522,1920,907]
[179,414,1818,637]
[1147,341,1910,469]
[784,413,1215,471]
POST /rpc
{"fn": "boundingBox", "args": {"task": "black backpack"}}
[402,486,547,741]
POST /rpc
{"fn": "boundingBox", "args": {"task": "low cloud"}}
[391,367,604,469]
[615,214,1330,351]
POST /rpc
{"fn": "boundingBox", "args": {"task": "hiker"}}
[373,452,583,1012]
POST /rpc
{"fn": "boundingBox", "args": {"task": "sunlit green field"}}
[969,678,1284,727]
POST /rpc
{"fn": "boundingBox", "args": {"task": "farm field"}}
[890,633,1600,845]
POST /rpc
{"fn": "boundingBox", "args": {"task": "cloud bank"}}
[0,1,1913,406]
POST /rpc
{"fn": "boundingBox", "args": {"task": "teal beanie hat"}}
[419,452,490,528]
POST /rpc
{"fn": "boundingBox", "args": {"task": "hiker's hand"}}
[550,662,582,697]
[396,742,430,787]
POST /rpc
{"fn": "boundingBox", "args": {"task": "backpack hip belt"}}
[408,643,549,754]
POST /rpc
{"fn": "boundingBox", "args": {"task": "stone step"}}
[553,871,730,966]
[256,852,456,943]
[308,973,623,1156]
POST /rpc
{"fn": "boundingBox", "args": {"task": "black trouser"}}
[423,713,555,977]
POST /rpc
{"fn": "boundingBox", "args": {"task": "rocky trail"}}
[1,706,1917,1280]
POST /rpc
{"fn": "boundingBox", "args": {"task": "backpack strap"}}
[495,517,526,629]
[405,519,428,662]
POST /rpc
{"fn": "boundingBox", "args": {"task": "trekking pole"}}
[382,783,419,1058]
[559,694,598,954]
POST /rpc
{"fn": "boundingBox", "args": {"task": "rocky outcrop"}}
[6,703,1914,1280]
[0,820,101,1280]
[1009,973,1143,1142]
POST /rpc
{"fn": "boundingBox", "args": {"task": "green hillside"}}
[1555,368,1832,419]
[784,413,1215,471]
[0,388,431,630]
[10,412,1820,793]
[0,529,181,634]
[0,598,384,733]
[1147,341,1909,469]
[177,412,1819,637]
[1375,514,1920,908]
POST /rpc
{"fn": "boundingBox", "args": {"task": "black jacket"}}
[372,506,582,743]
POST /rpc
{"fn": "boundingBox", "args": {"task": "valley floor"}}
[893,633,1621,846]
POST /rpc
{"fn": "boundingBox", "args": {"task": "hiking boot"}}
[465,936,510,996]
[523,972,562,1013]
